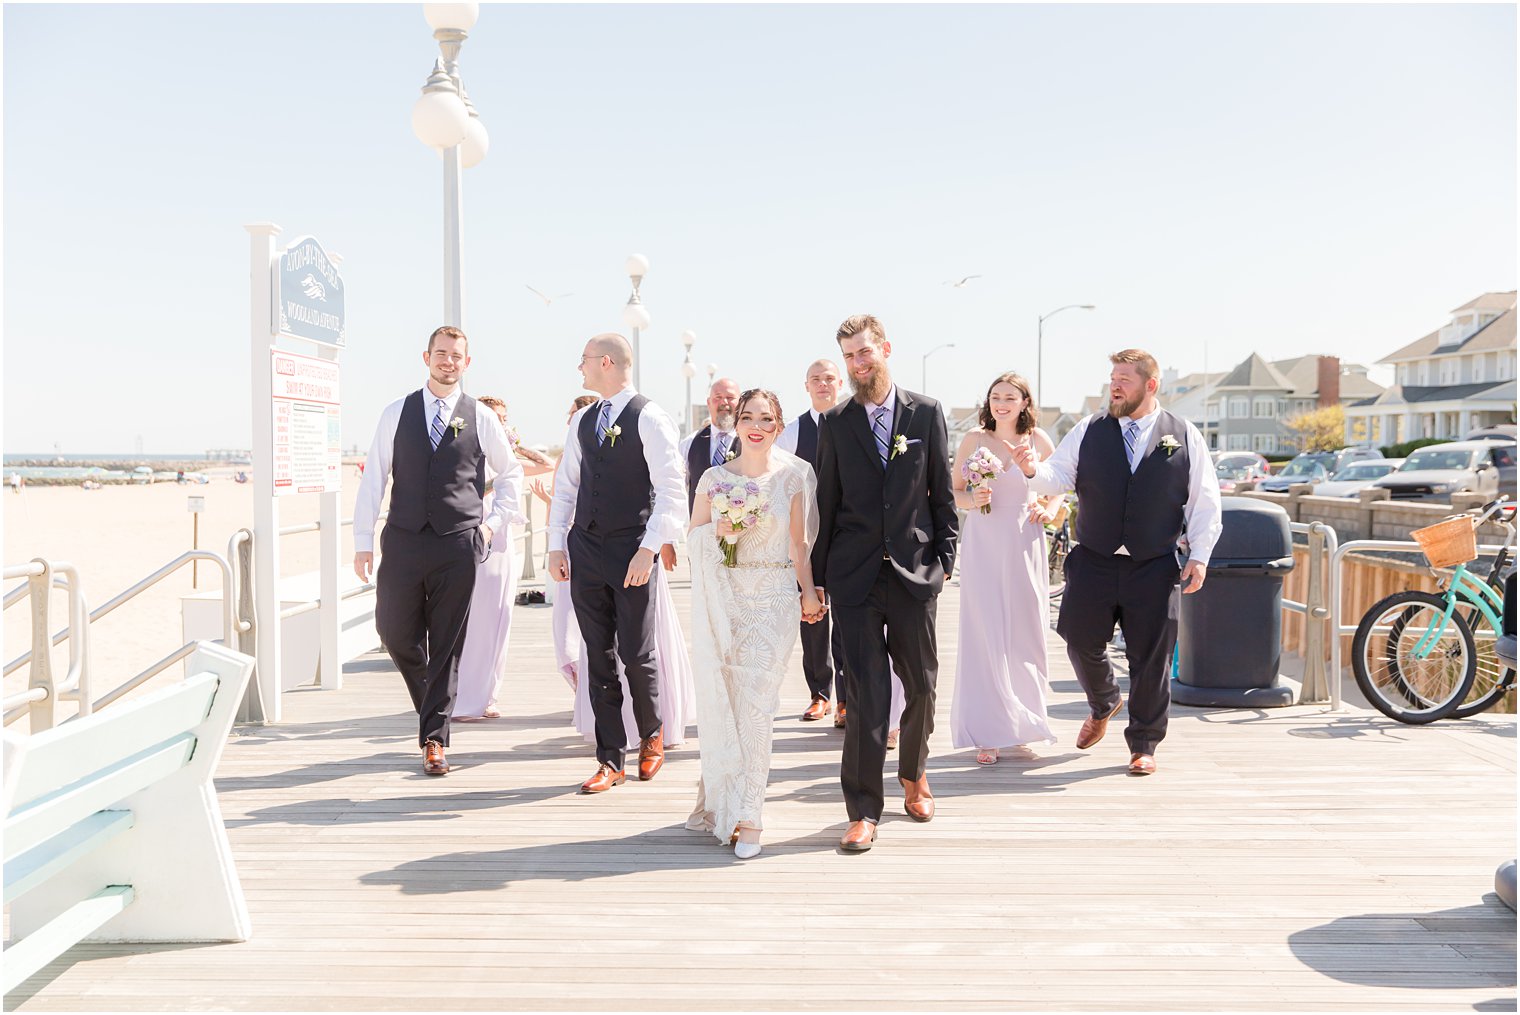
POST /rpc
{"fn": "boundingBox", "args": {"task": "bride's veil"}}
[766,446,819,552]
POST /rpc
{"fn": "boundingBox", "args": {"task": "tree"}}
[1282,404,1346,452]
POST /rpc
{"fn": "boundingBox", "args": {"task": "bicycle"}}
[1350,496,1514,724]
[1045,496,1075,599]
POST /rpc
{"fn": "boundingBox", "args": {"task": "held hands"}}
[547,550,571,583]
[353,552,373,583]
[1027,501,1056,526]
[800,590,827,624]
[1009,441,1038,478]
[624,547,657,588]
[660,544,678,572]
[1180,560,1207,594]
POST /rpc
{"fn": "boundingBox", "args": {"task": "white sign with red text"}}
[271,348,340,495]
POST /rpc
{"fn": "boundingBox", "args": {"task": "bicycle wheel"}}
[1446,601,1515,718]
[1352,590,1477,724]
[1046,527,1071,599]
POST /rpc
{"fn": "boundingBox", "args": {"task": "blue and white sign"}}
[276,236,345,347]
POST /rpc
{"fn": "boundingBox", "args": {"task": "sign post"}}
[188,496,205,589]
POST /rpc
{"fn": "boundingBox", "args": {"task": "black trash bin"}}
[1172,496,1296,707]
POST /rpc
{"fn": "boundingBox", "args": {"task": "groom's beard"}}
[1108,391,1143,418]
[848,365,892,406]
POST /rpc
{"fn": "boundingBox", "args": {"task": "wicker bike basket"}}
[1410,514,1478,569]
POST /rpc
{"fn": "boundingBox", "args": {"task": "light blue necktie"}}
[429,398,448,451]
[596,400,612,444]
[711,431,731,466]
[872,407,890,464]
[1123,420,1141,471]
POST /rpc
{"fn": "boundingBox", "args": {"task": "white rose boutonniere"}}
[604,424,623,447]
[889,434,919,460]
[449,416,467,437]
[1159,435,1182,457]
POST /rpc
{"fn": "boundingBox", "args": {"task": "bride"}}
[685,387,824,859]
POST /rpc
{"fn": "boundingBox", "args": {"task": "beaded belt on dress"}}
[731,560,793,570]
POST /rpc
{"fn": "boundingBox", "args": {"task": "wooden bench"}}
[3,642,256,994]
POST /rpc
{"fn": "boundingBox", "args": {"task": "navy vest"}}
[1074,410,1191,562]
[684,425,734,512]
[578,396,655,538]
[795,412,819,469]
[387,390,486,537]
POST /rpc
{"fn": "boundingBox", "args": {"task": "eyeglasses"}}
[737,417,779,433]
[578,354,601,365]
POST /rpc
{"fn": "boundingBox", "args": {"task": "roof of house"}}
[1380,296,1517,363]
[1270,355,1385,400]
[1215,352,1294,391]
[1453,291,1518,313]
[1348,380,1518,408]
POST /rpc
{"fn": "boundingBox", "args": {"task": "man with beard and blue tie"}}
[679,377,741,514]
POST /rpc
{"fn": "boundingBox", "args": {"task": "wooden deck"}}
[7,574,1516,1011]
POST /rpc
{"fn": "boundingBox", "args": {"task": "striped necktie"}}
[429,398,448,451]
[711,431,730,466]
[1123,419,1141,471]
[872,407,890,464]
[596,400,612,444]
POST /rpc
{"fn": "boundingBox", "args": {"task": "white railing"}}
[1284,521,1338,706]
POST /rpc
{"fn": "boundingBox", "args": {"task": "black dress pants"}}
[568,528,661,769]
[832,561,939,823]
[1056,544,1180,756]
[375,524,481,748]
[799,607,848,702]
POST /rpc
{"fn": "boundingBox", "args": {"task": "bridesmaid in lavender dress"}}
[950,372,1060,765]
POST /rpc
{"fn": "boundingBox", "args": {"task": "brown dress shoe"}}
[833,702,847,729]
[1128,753,1157,776]
[638,730,665,781]
[423,740,449,776]
[899,775,935,822]
[840,819,878,852]
[1075,698,1124,750]
[580,762,626,793]
[802,696,831,721]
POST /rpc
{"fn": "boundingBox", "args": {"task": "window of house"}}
[1253,434,1275,453]
[1499,355,1513,381]
[1253,397,1275,418]
[1418,361,1430,385]
[1228,397,1249,418]
[1228,434,1249,451]
[1205,401,1219,422]
[1473,354,1485,383]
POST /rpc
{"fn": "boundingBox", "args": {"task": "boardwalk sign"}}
[270,348,341,495]
[277,236,345,347]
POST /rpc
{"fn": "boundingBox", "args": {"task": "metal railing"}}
[1283,521,1338,707]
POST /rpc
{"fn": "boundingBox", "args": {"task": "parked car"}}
[1465,424,1517,442]
[1328,446,1383,471]
[1215,454,1272,492]
[1311,458,1404,498]
[1257,455,1331,492]
[1371,440,1515,501]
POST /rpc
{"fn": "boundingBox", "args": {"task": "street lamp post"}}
[922,342,955,393]
[622,254,651,390]
[680,330,697,437]
[1037,303,1096,408]
[412,3,487,329]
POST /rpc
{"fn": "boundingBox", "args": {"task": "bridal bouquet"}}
[708,479,766,567]
[962,447,1002,514]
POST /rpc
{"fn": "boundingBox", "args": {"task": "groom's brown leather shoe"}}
[833,703,847,729]
[637,731,665,781]
[840,819,877,852]
[422,740,449,776]
[1075,698,1124,750]
[900,775,935,823]
[802,696,830,721]
[579,762,625,793]
[1128,753,1157,776]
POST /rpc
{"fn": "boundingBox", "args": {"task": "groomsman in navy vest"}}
[778,358,849,723]
[679,377,741,514]
[353,326,523,776]
[548,334,687,794]
[1012,349,1221,776]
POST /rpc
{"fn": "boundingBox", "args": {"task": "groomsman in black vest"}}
[777,358,849,723]
[812,315,959,852]
[679,377,741,514]
[548,334,687,794]
[1012,349,1221,776]
[353,326,523,776]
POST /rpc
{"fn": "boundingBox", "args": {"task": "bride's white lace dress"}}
[685,454,816,842]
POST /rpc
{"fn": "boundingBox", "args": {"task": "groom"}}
[812,315,958,852]
[547,333,687,794]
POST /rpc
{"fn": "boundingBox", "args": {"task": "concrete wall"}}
[1228,485,1510,546]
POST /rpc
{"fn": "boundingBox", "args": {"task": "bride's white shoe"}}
[734,839,762,860]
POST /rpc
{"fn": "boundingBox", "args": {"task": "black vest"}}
[795,412,820,469]
[684,425,734,512]
[578,396,655,538]
[1074,410,1191,562]
[387,390,486,537]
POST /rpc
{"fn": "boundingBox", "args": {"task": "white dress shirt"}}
[353,385,524,554]
[678,427,737,471]
[775,407,823,455]
[549,385,688,554]
[1027,405,1223,566]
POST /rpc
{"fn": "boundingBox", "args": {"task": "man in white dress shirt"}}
[547,334,687,794]
[1011,349,1222,777]
[678,377,741,513]
[353,326,523,776]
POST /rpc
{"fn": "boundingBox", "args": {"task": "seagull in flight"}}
[943,275,983,289]
[525,285,574,306]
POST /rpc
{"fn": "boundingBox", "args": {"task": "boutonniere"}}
[604,424,623,447]
[449,416,467,437]
[724,446,738,462]
[890,434,911,460]
[1159,435,1181,458]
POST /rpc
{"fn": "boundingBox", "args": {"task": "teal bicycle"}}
[1351,496,1515,724]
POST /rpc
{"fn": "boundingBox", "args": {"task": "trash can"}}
[1172,497,1297,707]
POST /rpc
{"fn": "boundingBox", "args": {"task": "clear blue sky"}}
[4,3,1514,455]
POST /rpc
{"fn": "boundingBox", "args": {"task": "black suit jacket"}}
[810,387,959,607]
